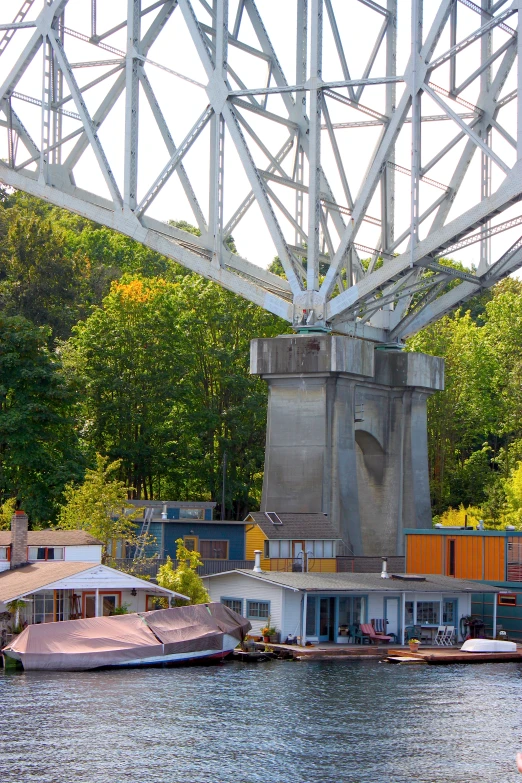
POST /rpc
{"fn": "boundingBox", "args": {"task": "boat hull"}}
[460,639,517,653]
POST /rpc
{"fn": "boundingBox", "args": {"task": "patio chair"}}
[405,625,422,642]
[434,626,446,646]
[349,624,367,644]
[372,619,398,643]
[443,626,456,646]
[359,623,392,644]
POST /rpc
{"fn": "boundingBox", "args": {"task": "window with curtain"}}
[28,547,64,561]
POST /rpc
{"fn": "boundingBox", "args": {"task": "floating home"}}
[405,527,522,641]
[203,555,502,644]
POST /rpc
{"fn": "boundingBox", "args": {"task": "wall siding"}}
[64,546,102,563]
[203,572,285,636]
[163,523,245,559]
[406,535,443,574]
[245,526,269,569]
[484,537,505,581]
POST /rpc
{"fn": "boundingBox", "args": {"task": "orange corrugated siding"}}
[455,536,482,579]
[406,535,443,574]
[407,532,506,580]
[485,536,505,581]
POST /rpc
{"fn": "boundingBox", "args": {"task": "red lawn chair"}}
[359,622,392,644]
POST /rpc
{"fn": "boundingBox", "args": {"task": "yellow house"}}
[244,512,341,572]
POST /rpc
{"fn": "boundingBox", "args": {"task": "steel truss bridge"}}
[0,0,521,343]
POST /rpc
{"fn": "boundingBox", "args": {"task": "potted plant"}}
[408,638,420,653]
[261,623,277,643]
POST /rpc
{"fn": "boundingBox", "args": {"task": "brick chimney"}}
[11,510,28,569]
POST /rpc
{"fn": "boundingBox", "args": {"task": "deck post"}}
[401,592,406,646]
[492,595,497,639]
[302,592,307,647]
[95,587,100,618]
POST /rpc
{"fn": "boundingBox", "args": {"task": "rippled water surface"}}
[1,659,522,783]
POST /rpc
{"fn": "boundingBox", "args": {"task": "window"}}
[264,540,270,558]
[0,546,9,561]
[306,596,317,635]
[28,546,64,561]
[200,540,228,559]
[405,601,414,625]
[246,600,270,619]
[33,591,55,623]
[302,541,335,558]
[266,541,291,558]
[498,593,517,606]
[337,596,364,629]
[146,595,167,611]
[83,592,121,618]
[179,508,204,520]
[416,601,440,625]
[221,598,243,615]
[443,599,457,624]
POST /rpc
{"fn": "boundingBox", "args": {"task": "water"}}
[1,659,521,783]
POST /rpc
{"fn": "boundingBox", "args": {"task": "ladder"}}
[133,506,153,560]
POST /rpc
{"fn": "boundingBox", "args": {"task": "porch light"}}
[131,588,137,597]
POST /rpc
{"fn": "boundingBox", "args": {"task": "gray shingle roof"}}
[246,512,341,540]
[225,570,502,593]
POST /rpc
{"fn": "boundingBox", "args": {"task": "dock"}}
[251,641,522,664]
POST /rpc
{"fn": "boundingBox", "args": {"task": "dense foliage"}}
[2,187,522,529]
[0,190,288,522]
[408,278,522,527]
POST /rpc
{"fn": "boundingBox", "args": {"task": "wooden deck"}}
[387,646,522,665]
[252,641,522,664]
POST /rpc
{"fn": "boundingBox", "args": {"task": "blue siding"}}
[163,522,245,559]
[205,509,212,520]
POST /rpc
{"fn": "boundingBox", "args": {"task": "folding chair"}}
[443,625,455,646]
[434,626,446,646]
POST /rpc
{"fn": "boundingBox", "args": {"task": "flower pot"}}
[263,635,270,643]
[409,642,420,653]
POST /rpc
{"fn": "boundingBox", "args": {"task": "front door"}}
[385,597,400,641]
[318,597,336,641]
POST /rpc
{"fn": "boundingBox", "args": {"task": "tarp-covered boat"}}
[2,603,251,671]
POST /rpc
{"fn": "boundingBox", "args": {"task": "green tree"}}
[0,497,16,530]
[0,314,82,522]
[57,453,139,555]
[156,538,210,606]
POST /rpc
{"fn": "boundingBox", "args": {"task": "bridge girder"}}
[0,0,521,342]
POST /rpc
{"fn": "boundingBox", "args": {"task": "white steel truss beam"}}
[0,0,519,342]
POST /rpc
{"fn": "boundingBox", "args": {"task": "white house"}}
[0,529,103,572]
[203,563,502,644]
[0,511,185,630]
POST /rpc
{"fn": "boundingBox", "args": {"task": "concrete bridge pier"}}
[250,334,444,556]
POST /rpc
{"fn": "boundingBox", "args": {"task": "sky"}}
[0,0,519,276]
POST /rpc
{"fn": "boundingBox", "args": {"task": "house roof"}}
[0,562,93,603]
[245,512,341,540]
[204,569,502,594]
[0,562,185,604]
[0,530,102,546]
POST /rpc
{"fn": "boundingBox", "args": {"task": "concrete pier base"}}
[251,334,444,556]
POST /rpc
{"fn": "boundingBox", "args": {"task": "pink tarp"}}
[3,604,251,671]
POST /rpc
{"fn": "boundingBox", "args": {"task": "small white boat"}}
[460,639,517,653]
[2,603,251,671]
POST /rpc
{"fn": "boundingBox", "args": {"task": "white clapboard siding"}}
[283,589,302,639]
[203,572,288,636]
[65,545,102,563]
